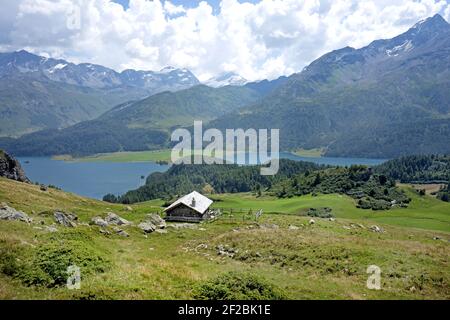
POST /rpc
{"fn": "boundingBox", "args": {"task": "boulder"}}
[0,150,29,183]
[113,227,129,237]
[0,203,32,223]
[216,245,237,258]
[91,216,108,227]
[309,219,316,225]
[288,225,299,230]
[138,222,157,233]
[370,225,384,233]
[99,228,111,236]
[54,211,77,228]
[146,214,166,229]
[105,212,130,226]
[45,225,58,233]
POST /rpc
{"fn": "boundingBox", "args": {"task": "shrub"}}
[0,242,22,276]
[306,207,334,218]
[31,241,110,286]
[193,272,287,300]
[0,239,110,287]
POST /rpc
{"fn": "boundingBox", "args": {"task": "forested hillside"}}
[104,160,323,204]
[375,155,450,183]
[0,85,264,156]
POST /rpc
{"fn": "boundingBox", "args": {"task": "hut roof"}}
[164,191,213,214]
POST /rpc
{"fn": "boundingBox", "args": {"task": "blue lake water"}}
[18,154,386,200]
[18,157,170,200]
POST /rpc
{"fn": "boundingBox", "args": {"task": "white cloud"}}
[164,1,186,16]
[0,0,449,81]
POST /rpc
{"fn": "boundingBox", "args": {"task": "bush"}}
[357,198,392,210]
[193,272,287,300]
[31,241,110,286]
[0,242,22,276]
[0,239,110,287]
[306,207,334,218]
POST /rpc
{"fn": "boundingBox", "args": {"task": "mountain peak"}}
[14,49,37,58]
[411,13,450,33]
[205,72,248,88]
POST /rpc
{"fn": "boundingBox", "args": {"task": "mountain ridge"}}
[0,50,200,90]
[0,50,202,137]
[207,14,450,157]
[1,14,449,158]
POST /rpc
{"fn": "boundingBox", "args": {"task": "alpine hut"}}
[164,191,213,223]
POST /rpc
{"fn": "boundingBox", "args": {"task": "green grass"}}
[293,148,326,158]
[53,150,173,163]
[54,149,248,164]
[0,178,449,300]
[210,188,450,232]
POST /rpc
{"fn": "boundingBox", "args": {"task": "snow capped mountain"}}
[0,50,200,91]
[205,72,248,88]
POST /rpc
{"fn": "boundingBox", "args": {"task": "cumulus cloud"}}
[0,0,449,81]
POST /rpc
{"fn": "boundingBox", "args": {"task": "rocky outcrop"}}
[91,216,108,227]
[54,211,78,228]
[138,214,166,234]
[0,203,32,223]
[113,227,129,237]
[146,214,166,229]
[138,222,157,233]
[105,212,130,226]
[0,150,29,183]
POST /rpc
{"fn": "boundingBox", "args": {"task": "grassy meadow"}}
[53,148,327,163]
[0,177,449,300]
[293,148,326,158]
[53,150,173,163]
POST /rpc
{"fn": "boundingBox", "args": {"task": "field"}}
[0,177,449,300]
[53,150,173,163]
[293,148,326,158]
[398,183,446,196]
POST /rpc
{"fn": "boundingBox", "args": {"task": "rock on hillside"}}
[0,150,29,182]
[0,202,32,223]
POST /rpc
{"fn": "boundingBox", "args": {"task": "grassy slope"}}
[53,149,229,163]
[293,148,326,158]
[53,150,173,163]
[210,189,450,232]
[0,178,449,300]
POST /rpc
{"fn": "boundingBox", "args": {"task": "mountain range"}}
[208,14,450,157]
[0,50,199,137]
[0,14,449,158]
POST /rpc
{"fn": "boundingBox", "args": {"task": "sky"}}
[0,0,449,81]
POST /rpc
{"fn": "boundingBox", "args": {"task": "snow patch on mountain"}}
[205,72,248,88]
[48,63,67,73]
[386,40,414,57]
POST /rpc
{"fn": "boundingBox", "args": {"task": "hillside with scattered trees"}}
[375,155,450,183]
[103,160,324,204]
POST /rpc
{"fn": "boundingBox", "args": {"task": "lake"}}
[18,157,170,200]
[18,154,386,200]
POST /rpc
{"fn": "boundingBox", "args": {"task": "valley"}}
[2,15,450,158]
